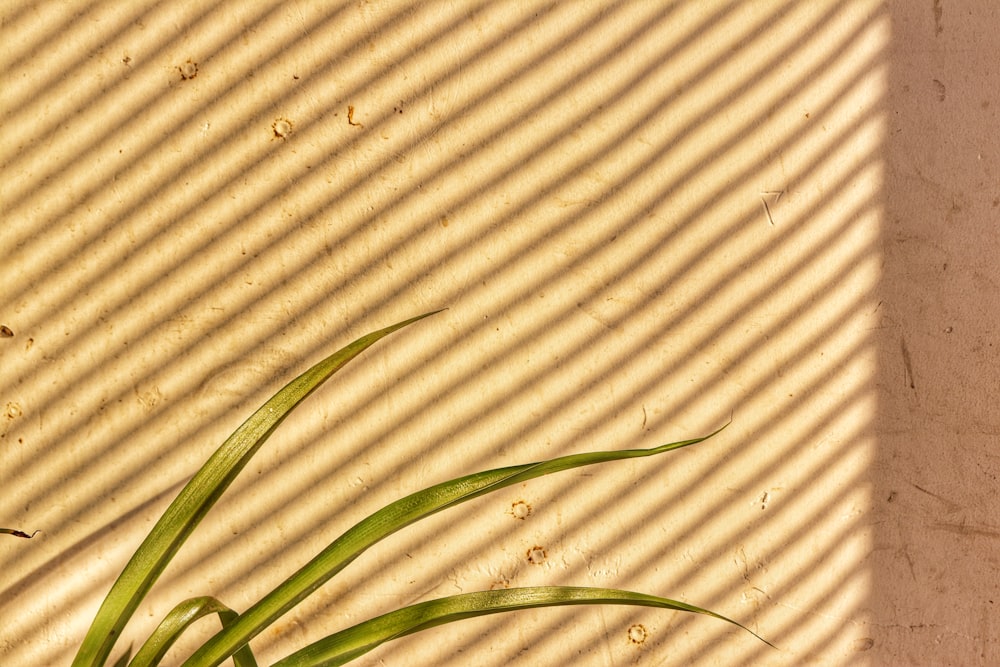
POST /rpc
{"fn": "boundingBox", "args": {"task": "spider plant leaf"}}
[72,310,443,667]
[129,597,257,667]
[182,425,726,667]
[271,586,773,667]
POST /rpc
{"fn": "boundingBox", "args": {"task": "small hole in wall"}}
[627,624,648,645]
[510,500,532,520]
[526,546,546,565]
[272,118,293,139]
[489,576,510,590]
[178,59,198,80]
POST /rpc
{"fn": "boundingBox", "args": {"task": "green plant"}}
[72,310,771,666]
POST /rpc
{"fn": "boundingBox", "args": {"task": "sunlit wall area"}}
[0,2,885,665]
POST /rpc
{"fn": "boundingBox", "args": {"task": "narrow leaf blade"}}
[72,311,442,667]
[183,426,725,667]
[271,586,774,667]
[129,597,257,667]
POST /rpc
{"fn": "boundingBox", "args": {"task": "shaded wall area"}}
[869,1,1000,663]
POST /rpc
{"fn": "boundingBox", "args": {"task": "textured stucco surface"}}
[870,1,1000,664]
[1,2,996,665]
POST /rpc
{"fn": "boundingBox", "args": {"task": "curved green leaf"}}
[129,597,256,667]
[72,310,443,667]
[272,586,774,667]
[182,425,726,667]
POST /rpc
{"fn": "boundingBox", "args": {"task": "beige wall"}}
[873,1,1000,663]
[0,1,995,665]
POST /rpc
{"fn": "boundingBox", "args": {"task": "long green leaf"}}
[271,586,773,667]
[72,310,443,667]
[182,426,726,667]
[129,597,257,667]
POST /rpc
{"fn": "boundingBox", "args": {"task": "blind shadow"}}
[0,2,888,665]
